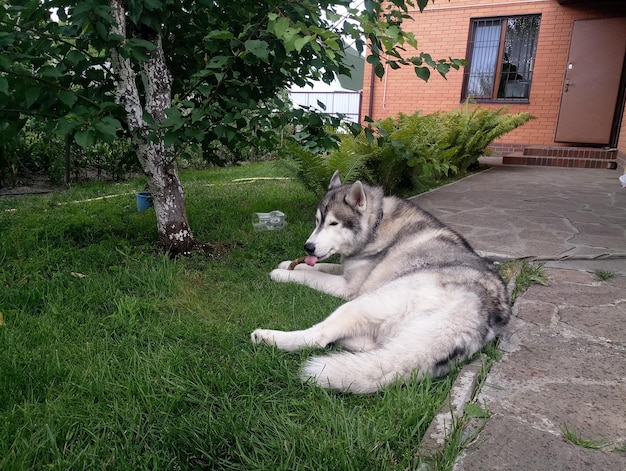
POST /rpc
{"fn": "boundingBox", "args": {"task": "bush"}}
[282,105,534,195]
[0,118,142,186]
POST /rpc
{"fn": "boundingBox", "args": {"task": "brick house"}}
[360,0,626,172]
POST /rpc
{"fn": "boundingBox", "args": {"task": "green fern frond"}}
[282,105,534,195]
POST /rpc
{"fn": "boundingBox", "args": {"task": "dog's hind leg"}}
[336,335,378,352]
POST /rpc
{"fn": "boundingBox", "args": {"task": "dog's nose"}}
[304,242,316,255]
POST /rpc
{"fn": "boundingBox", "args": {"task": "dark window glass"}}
[462,15,541,102]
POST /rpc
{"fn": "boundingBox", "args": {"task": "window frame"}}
[461,14,541,104]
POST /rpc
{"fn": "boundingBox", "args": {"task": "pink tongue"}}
[304,255,318,266]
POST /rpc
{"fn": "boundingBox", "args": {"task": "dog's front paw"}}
[277,260,293,270]
[251,329,278,346]
[251,328,310,351]
[270,268,291,283]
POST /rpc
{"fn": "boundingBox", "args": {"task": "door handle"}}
[564,79,570,92]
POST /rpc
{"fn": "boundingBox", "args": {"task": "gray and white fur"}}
[251,171,511,393]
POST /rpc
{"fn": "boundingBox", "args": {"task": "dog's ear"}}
[345,181,366,211]
[328,170,341,189]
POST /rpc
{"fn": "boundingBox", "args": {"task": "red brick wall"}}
[361,0,626,152]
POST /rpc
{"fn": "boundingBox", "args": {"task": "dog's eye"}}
[329,221,339,226]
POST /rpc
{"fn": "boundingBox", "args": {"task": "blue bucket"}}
[136,192,153,212]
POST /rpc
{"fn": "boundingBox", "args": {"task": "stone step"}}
[502,152,617,169]
[523,146,616,159]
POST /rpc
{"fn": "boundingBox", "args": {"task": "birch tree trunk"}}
[109,0,195,256]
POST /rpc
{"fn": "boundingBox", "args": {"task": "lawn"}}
[1,163,463,470]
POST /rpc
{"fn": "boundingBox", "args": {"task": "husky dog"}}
[251,172,511,393]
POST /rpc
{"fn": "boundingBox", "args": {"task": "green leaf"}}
[128,38,157,51]
[94,116,122,142]
[405,32,418,49]
[163,130,179,147]
[56,118,76,136]
[95,22,108,40]
[130,47,150,62]
[39,65,63,78]
[422,53,435,67]
[127,0,144,25]
[206,30,234,40]
[374,63,385,79]
[58,91,78,108]
[0,76,8,96]
[294,36,310,53]
[65,50,85,66]
[417,0,430,12]
[271,17,291,39]
[0,55,10,70]
[244,40,269,61]
[191,109,205,123]
[214,123,225,138]
[205,55,229,69]
[436,63,451,78]
[108,33,125,45]
[415,66,430,82]
[385,25,400,42]
[163,107,184,131]
[451,58,466,69]
[74,128,96,148]
[25,87,41,108]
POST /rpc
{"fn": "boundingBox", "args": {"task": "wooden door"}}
[555,17,626,145]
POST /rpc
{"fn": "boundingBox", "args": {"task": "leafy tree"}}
[0,0,461,256]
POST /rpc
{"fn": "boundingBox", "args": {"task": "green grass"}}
[593,269,615,282]
[498,260,546,303]
[562,425,606,450]
[1,162,461,470]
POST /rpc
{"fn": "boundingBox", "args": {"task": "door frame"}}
[610,51,626,148]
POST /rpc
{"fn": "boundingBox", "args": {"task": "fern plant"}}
[276,139,370,195]
[440,104,535,173]
[360,105,533,193]
[280,105,533,195]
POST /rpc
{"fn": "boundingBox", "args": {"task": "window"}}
[462,15,541,102]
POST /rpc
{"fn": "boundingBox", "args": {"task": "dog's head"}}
[303,171,372,264]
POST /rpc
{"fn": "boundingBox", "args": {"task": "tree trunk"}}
[109,0,195,256]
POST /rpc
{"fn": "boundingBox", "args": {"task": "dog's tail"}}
[300,345,456,394]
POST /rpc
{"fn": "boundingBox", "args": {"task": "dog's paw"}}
[270,268,291,283]
[277,260,293,270]
[251,329,312,351]
[251,329,278,346]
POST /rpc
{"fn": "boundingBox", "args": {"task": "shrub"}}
[365,105,534,193]
[0,118,141,185]
[437,104,535,173]
[282,105,534,195]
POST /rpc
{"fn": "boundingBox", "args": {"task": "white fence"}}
[288,90,362,124]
